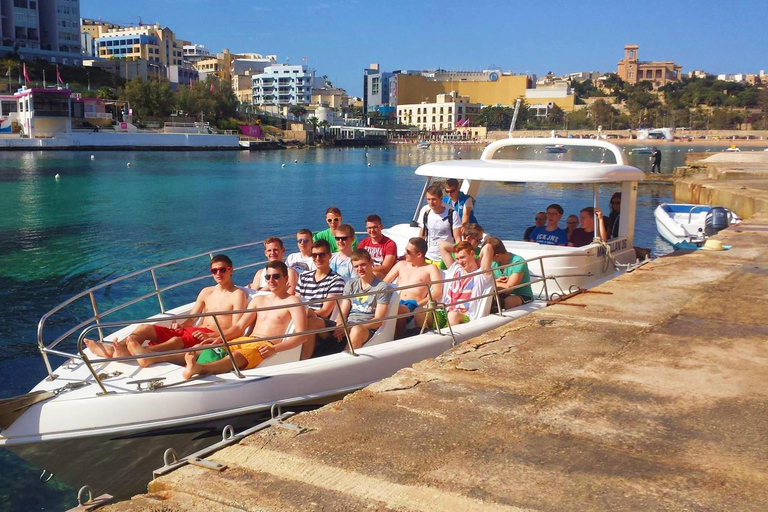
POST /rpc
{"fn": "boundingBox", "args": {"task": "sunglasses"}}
[210,267,229,275]
[567,221,578,225]
[546,212,560,216]
[264,273,282,281]
[297,238,311,244]
[335,236,350,241]
[405,249,415,256]
[445,188,457,194]
[610,201,621,205]
[311,252,328,259]
[326,217,341,223]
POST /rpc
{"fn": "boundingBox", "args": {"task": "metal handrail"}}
[687,205,710,225]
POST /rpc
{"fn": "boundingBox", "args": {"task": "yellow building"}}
[617,44,682,88]
[393,73,574,112]
[94,23,185,68]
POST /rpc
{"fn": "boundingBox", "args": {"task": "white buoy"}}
[90,155,95,160]
[54,173,60,180]
[281,164,286,168]
[294,159,298,163]
[126,162,131,168]
[367,162,371,167]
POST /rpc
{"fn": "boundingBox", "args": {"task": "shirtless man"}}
[383,237,443,336]
[182,261,307,379]
[84,254,248,367]
[249,237,298,294]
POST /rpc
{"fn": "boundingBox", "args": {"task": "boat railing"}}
[40,252,591,391]
[687,205,709,225]
[36,234,305,381]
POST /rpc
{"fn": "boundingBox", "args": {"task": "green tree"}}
[547,104,565,125]
[96,87,118,100]
[289,105,307,119]
[120,77,175,120]
[476,106,514,130]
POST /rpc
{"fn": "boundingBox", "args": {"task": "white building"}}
[182,44,210,64]
[396,92,480,132]
[252,64,314,108]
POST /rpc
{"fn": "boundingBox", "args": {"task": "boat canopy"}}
[415,159,646,184]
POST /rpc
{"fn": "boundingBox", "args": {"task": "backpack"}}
[423,207,455,240]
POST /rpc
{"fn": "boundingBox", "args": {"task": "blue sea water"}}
[0,142,730,510]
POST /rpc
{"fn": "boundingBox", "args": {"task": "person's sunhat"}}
[701,239,725,251]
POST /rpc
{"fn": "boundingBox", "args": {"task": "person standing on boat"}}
[530,204,568,246]
[604,193,621,239]
[568,207,607,247]
[284,229,316,273]
[565,215,579,241]
[297,239,346,358]
[313,206,358,253]
[383,237,444,336]
[442,178,478,228]
[650,147,662,174]
[181,261,308,379]
[248,237,298,294]
[419,184,461,265]
[334,249,393,349]
[358,214,397,279]
[523,212,546,242]
[330,224,356,281]
[84,254,248,365]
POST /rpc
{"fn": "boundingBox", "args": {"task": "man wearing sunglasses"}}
[248,237,298,294]
[85,254,248,366]
[182,261,308,378]
[330,223,357,281]
[383,237,443,336]
[605,192,621,239]
[285,229,316,274]
[296,239,346,357]
[442,178,478,228]
[312,206,358,253]
[523,211,546,242]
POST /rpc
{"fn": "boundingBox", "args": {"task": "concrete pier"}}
[105,164,768,512]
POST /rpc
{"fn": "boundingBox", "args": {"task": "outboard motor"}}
[705,207,729,236]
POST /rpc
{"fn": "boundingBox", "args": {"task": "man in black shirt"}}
[523,211,546,241]
[651,147,662,174]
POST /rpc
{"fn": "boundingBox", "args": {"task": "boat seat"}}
[363,288,400,348]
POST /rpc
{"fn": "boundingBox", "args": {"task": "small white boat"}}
[633,146,653,155]
[724,146,741,152]
[544,144,567,154]
[417,141,430,149]
[1,137,645,494]
[654,203,740,247]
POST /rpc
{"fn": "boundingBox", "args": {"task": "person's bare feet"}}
[182,351,203,380]
[84,338,114,358]
[112,339,130,358]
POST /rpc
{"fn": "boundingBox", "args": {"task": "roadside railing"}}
[38,249,595,391]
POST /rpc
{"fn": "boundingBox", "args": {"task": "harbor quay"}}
[103,164,768,511]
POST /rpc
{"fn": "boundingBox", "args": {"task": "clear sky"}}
[81,0,767,96]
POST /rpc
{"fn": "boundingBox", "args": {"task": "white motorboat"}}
[632,146,653,155]
[654,203,740,247]
[0,137,645,495]
[544,144,567,154]
[417,141,431,149]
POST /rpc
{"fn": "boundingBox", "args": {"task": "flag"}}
[5,67,9,78]
[23,63,29,85]
[302,57,307,62]
[56,65,63,85]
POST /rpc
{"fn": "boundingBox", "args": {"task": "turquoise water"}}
[0,143,724,510]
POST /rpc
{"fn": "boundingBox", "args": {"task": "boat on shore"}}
[0,137,645,495]
[654,203,740,247]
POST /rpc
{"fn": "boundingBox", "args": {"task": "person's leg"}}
[126,337,186,367]
[182,350,247,380]
[395,304,410,337]
[301,316,326,359]
[348,326,373,350]
[503,295,524,310]
[84,323,159,358]
[447,311,468,326]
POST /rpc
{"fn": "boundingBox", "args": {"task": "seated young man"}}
[436,223,484,270]
[329,223,356,281]
[284,229,316,273]
[313,206,358,253]
[358,214,397,279]
[433,240,494,327]
[182,261,307,379]
[295,240,346,357]
[249,237,298,294]
[523,211,546,242]
[485,237,534,309]
[530,203,568,246]
[568,207,607,247]
[442,178,478,228]
[383,237,443,336]
[333,249,392,350]
[84,255,248,367]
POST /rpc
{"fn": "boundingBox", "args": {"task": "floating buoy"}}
[281,164,286,168]
[294,159,298,163]
[367,163,371,167]
[90,155,95,160]
[600,159,605,163]
[54,173,60,180]
[126,163,131,168]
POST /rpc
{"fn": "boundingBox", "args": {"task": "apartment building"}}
[0,0,82,64]
[94,23,184,68]
[397,92,480,132]
[252,64,314,108]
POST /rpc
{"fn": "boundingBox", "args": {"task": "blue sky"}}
[81,0,766,96]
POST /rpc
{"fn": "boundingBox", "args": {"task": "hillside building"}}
[617,44,682,88]
[252,64,314,109]
[0,0,82,64]
[396,92,480,132]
